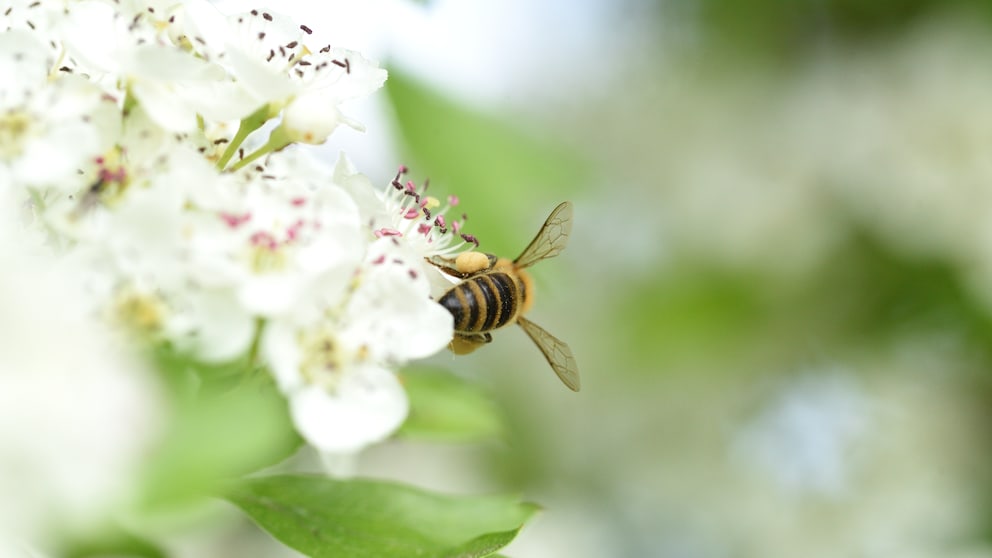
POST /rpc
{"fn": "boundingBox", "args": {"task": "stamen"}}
[461,233,479,247]
[285,219,305,242]
[374,227,402,238]
[250,231,278,250]
[300,24,313,34]
[220,212,252,228]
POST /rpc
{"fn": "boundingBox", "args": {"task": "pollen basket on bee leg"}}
[454,251,493,274]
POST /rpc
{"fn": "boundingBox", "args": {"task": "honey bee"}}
[430,201,580,391]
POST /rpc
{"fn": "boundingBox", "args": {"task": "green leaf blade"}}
[227,475,537,558]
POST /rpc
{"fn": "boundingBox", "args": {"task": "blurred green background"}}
[338,0,992,556]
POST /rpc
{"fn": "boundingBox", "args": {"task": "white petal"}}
[289,367,408,454]
[224,45,297,103]
[131,81,199,133]
[260,320,304,394]
[14,120,99,187]
[283,91,341,144]
[179,79,261,123]
[124,44,213,81]
[238,274,303,316]
[0,31,51,105]
[60,1,122,73]
[180,289,255,363]
[307,49,387,102]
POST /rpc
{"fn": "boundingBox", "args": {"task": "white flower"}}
[0,194,162,549]
[0,31,115,191]
[184,149,366,317]
[58,1,258,132]
[215,8,387,140]
[731,370,871,496]
[5,0,461,464]
[262,237,453,453]
[333,154,476,261]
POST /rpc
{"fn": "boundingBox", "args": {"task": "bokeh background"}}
[226,0,992,556]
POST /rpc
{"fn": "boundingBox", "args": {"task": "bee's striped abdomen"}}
[440,272,521,333]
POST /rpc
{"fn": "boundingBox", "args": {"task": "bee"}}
[430,201,580,391]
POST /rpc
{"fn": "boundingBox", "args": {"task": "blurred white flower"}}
[731,370,871,497]
[0,31,115,190]
[58,1,259,131]
[0,195,162,551]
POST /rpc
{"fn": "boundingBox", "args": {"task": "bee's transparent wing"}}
[513,201,573,269]
[517,316,580,392]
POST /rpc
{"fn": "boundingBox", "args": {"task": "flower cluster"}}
[1,0,471,454]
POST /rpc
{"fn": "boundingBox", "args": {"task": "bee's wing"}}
[513,201,573,269]
[517,315,580,392]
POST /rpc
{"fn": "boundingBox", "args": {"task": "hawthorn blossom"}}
[262,236,453,453]
[3,0,463,461]
[0,193,162,550]
[0,31,116,190]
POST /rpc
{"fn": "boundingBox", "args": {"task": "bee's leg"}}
[449,332,493,355]
[427,255,466,278]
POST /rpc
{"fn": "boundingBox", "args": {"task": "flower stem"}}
[228,125,293,172]
[216,105,272,171]
[247,317,266,368]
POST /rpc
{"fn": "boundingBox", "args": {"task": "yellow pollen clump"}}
[250,244,287,272]
[298,329,344,390]
[113,290,166,333]
[0,112,32,160]
[455,251,491,274]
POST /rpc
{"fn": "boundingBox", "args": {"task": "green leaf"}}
[399,368,504,442]
[61,527,166,558]
[384,69,587,256]
[441,529,523,558]
[227,474,537,558]
[138,382,300,510]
